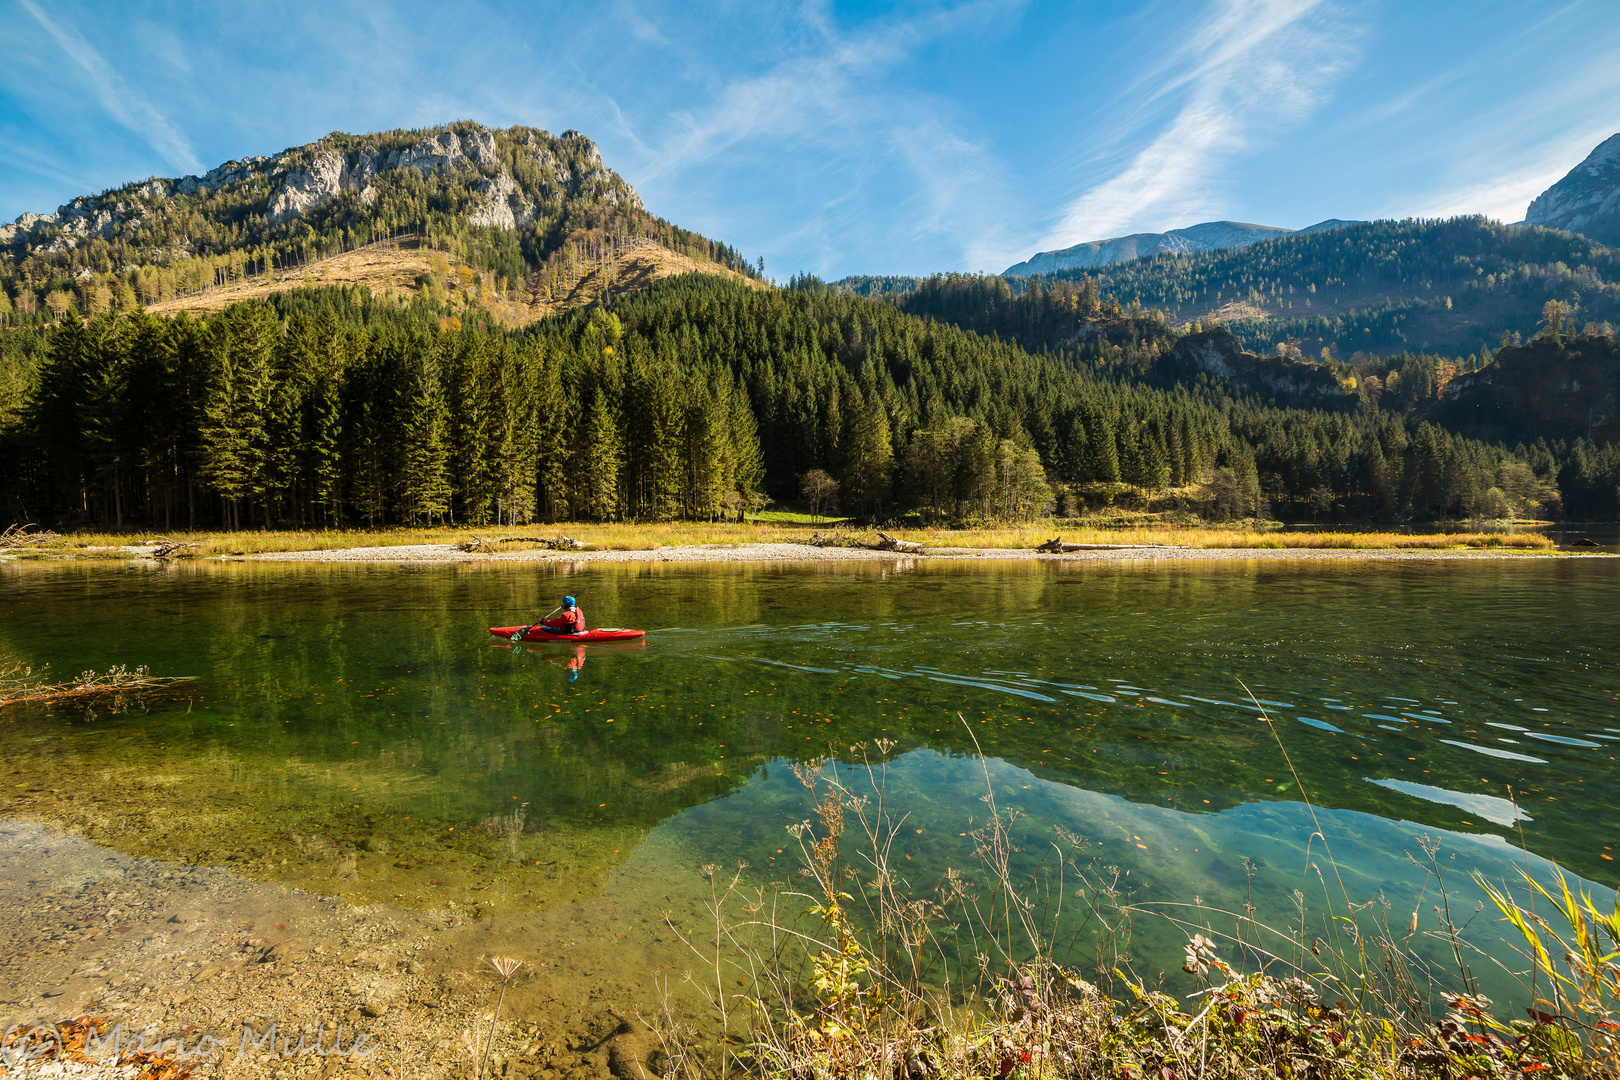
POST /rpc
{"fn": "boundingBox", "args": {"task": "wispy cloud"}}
[1036,0,1356,254]
[17,0,202,175]
[613,2,1018,274]
[1405,129,1607,225]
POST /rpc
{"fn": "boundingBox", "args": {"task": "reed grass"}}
[8,519,1557,559]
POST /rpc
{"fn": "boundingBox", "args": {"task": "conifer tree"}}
[679,377,726,519]
[398,340,452,524]
[199,305,276,527]
[577,386,622,520]
[840,396,893,520]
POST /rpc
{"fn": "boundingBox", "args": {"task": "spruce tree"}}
[398,340,452,524]
[840,396,893,520]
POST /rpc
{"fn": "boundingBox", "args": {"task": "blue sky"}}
[2,0,1617,278]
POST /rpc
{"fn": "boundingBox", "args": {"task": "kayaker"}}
[538,595,586,635]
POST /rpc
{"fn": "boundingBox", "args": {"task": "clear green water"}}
[2,557,1616,1000]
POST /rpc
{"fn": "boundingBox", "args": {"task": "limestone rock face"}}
[1524,133,1620,247]
[268,150,361,224]
[2,121,644,253]
[468,169,536,230]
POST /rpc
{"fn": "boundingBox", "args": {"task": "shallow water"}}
[2,557,1616,1004]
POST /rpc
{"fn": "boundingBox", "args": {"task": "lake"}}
[2,555,1616,1007]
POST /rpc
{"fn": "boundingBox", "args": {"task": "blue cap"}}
[562,595,576,608]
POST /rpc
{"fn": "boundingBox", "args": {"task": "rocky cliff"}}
[1524,133,1620,247]
[1165,327,1351,405]
[0,123,642,257]
[1002,219,1361,277]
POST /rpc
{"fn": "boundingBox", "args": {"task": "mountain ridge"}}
[1002,218,1363,276]
[1524,132,1620,247]
[0,123,640,256]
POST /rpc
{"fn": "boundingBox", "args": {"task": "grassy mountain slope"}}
[137,234,758,327]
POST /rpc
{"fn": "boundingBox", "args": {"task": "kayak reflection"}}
[493,637,647,682]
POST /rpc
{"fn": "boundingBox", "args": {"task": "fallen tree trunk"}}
[150,536,200,558]
[460,534,589,553]
[0,523,61,548]
[1,661,197,712]
[1036,537,1185,552]
[873,531,926,554]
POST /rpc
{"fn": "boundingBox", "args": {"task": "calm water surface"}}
[2,556,1616,1000]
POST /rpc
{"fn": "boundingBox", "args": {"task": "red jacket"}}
[541,607,585,634]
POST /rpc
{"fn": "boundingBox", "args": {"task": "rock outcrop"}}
[0,194,154,252]
[1431,332,1620,446]
[0,122,643,254]
[1168,328,1350,405]
[1524,133,1620,247]
[1002,218,1363,276]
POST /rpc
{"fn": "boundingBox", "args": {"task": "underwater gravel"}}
[0,820,690,1079]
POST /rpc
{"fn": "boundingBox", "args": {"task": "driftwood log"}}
[1,661,196,712]
[807,531,849,548]
[460,534,587,553]
[150,536,200,558]
[0,523,61,548]
[1036,536,1177,552]
[873,531,925,554]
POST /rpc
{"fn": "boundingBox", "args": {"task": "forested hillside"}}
[0,122,758,326]
[1075,216,1620,358]
[4,273,1606,531]
[838,217,1620,362]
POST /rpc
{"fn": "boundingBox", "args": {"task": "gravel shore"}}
[229,541,1601,564]
[0,818,711,1079]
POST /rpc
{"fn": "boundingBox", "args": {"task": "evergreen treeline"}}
[3,275,1598,529]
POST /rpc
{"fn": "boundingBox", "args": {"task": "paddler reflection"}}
[544,643,589,682]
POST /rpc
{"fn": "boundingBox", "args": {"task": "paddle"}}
[512,588,588,642]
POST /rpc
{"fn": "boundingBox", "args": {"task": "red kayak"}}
[490,625,646,643]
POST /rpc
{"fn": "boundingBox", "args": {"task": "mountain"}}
[0,121,759,324]
[1040,217,1620,359]
[1524,133,1620,247]
[1001,219,1362,276]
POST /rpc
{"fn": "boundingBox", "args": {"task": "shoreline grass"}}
[0,518,1564,559]
[654,727,1616,1079]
